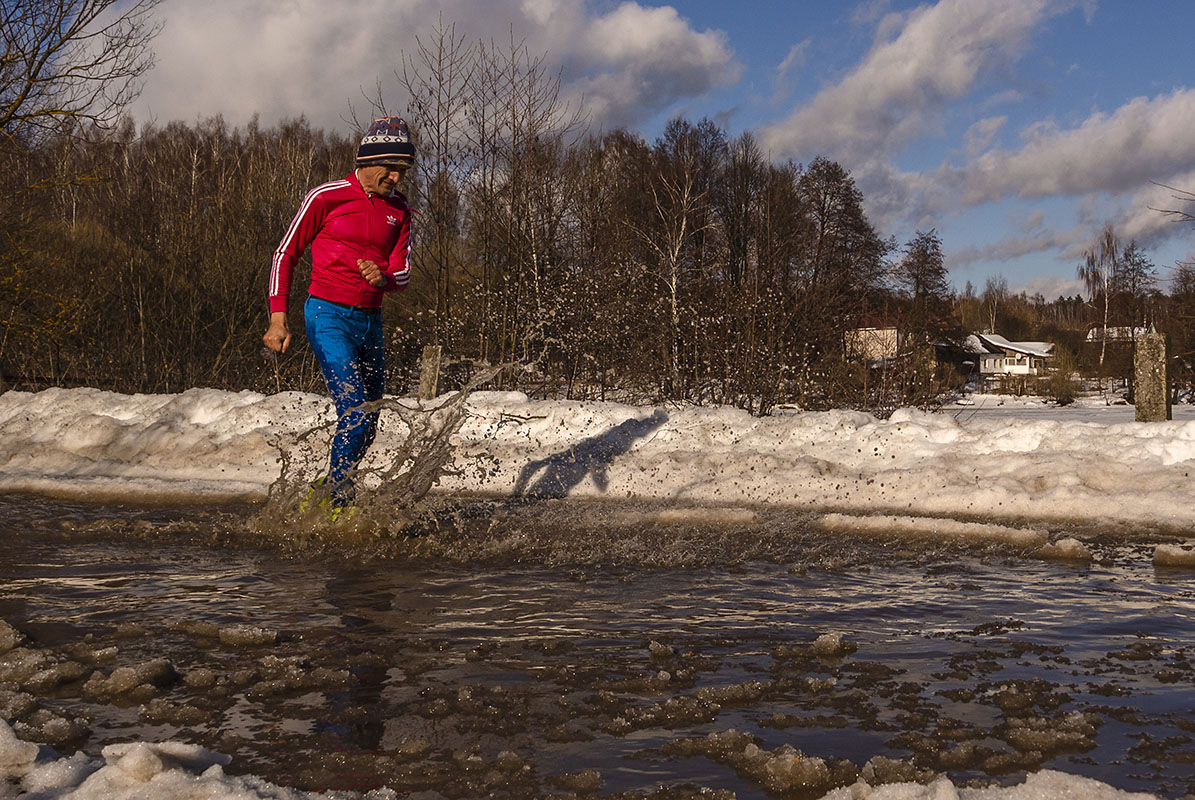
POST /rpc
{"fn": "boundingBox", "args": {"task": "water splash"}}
[253,365,504,550]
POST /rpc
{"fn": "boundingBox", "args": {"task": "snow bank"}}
[819,769,1159,798]
[3,388,1195,536]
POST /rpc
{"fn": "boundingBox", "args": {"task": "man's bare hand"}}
[263,312,291,353]
[358,259,388,288]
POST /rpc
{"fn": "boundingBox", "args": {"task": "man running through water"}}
[262,117,415,514]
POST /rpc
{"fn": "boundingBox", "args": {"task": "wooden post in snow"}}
[418,345,442,401]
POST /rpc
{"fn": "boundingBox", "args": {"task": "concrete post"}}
[418,345,442,401]
[1134,332,1170,422]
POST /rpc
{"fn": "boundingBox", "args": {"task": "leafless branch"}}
[0,0,161,143]
[1148,181,1195,222]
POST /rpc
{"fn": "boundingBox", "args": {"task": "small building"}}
[844,326,899,366]
[965,333,1055,378]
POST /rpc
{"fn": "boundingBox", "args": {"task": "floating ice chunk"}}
[1153,544,1195,567]
[1035,537,1092,563]
[860,755,933,785]
[0,647,88,695]
[83,658,178,697]
[66,643,118,665]
[0,621,22,654]
[0,648,49,688]
[550,767,601,793]
[218,624,278,647]
[762,746,829,787]
[13,708,88,746]
[182,667,217,688]
[803,676,838,692]
[648,640,674,660]
[171,620,220,639]
[0,688,35,721]
[810,633,856,658]
[1003,712,1100,754]
[139,698,212,727]
[815,514,1048,548]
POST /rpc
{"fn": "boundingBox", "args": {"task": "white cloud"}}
[1111,170,1195,252]
[918,93,1195,269]
[964,117,1007,159]
[757,0,1079,163]
[777,40,809,77]
[951,89,1195,205]
[132,0,739,134]
[850,0,893,28]
[1020,274,1086,299]
[948,224,1082,268]
[768,39,811,105]
[562,3,741,129]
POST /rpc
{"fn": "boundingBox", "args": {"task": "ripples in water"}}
[1,494,1193,798]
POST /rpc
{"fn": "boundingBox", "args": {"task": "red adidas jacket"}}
[268,171,411,313]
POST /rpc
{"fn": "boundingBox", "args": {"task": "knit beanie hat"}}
[356,116,415,166]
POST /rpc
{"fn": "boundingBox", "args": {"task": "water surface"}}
[1,494,1193,798]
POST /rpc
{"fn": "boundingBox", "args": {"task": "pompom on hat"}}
[356,116,415,166]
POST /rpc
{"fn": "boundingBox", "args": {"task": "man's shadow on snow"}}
[512,409,668,500]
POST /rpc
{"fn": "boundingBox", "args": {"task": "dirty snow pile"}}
[0,718,396,799]
[3,387,1195,541]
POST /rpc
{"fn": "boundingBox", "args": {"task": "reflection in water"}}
[0,495,1193,798]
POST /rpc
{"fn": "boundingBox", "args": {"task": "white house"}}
[965,333,1055,376]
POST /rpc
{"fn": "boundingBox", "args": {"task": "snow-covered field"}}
[2,385,1193,799]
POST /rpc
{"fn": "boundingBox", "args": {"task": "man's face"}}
[359,163,409,195]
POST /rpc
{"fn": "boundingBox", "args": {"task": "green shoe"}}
[327,504,359,524]
[298,478,359,523]
[298,477,329,515]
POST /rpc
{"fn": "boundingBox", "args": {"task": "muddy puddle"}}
[1,494,1193,798]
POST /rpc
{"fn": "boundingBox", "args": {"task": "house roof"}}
[961,334,992,354]
[972,333,1055,358]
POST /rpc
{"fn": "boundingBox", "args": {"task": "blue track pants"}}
[304,296,385,503]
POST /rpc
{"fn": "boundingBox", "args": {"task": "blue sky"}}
[133,0,1195,299]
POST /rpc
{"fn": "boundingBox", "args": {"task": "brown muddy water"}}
[1,493,1194,799]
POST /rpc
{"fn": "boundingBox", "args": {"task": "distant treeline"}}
[3,29,1193,412]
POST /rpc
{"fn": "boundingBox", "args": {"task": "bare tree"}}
[981,276,1007,334]
[1,0,161,142]
[1115,241,1157,335]
[462,32,584,370]
[0,0,160,390]
[1078,223,1122,376]
[393,17,475,347]
[624,119,724,398]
